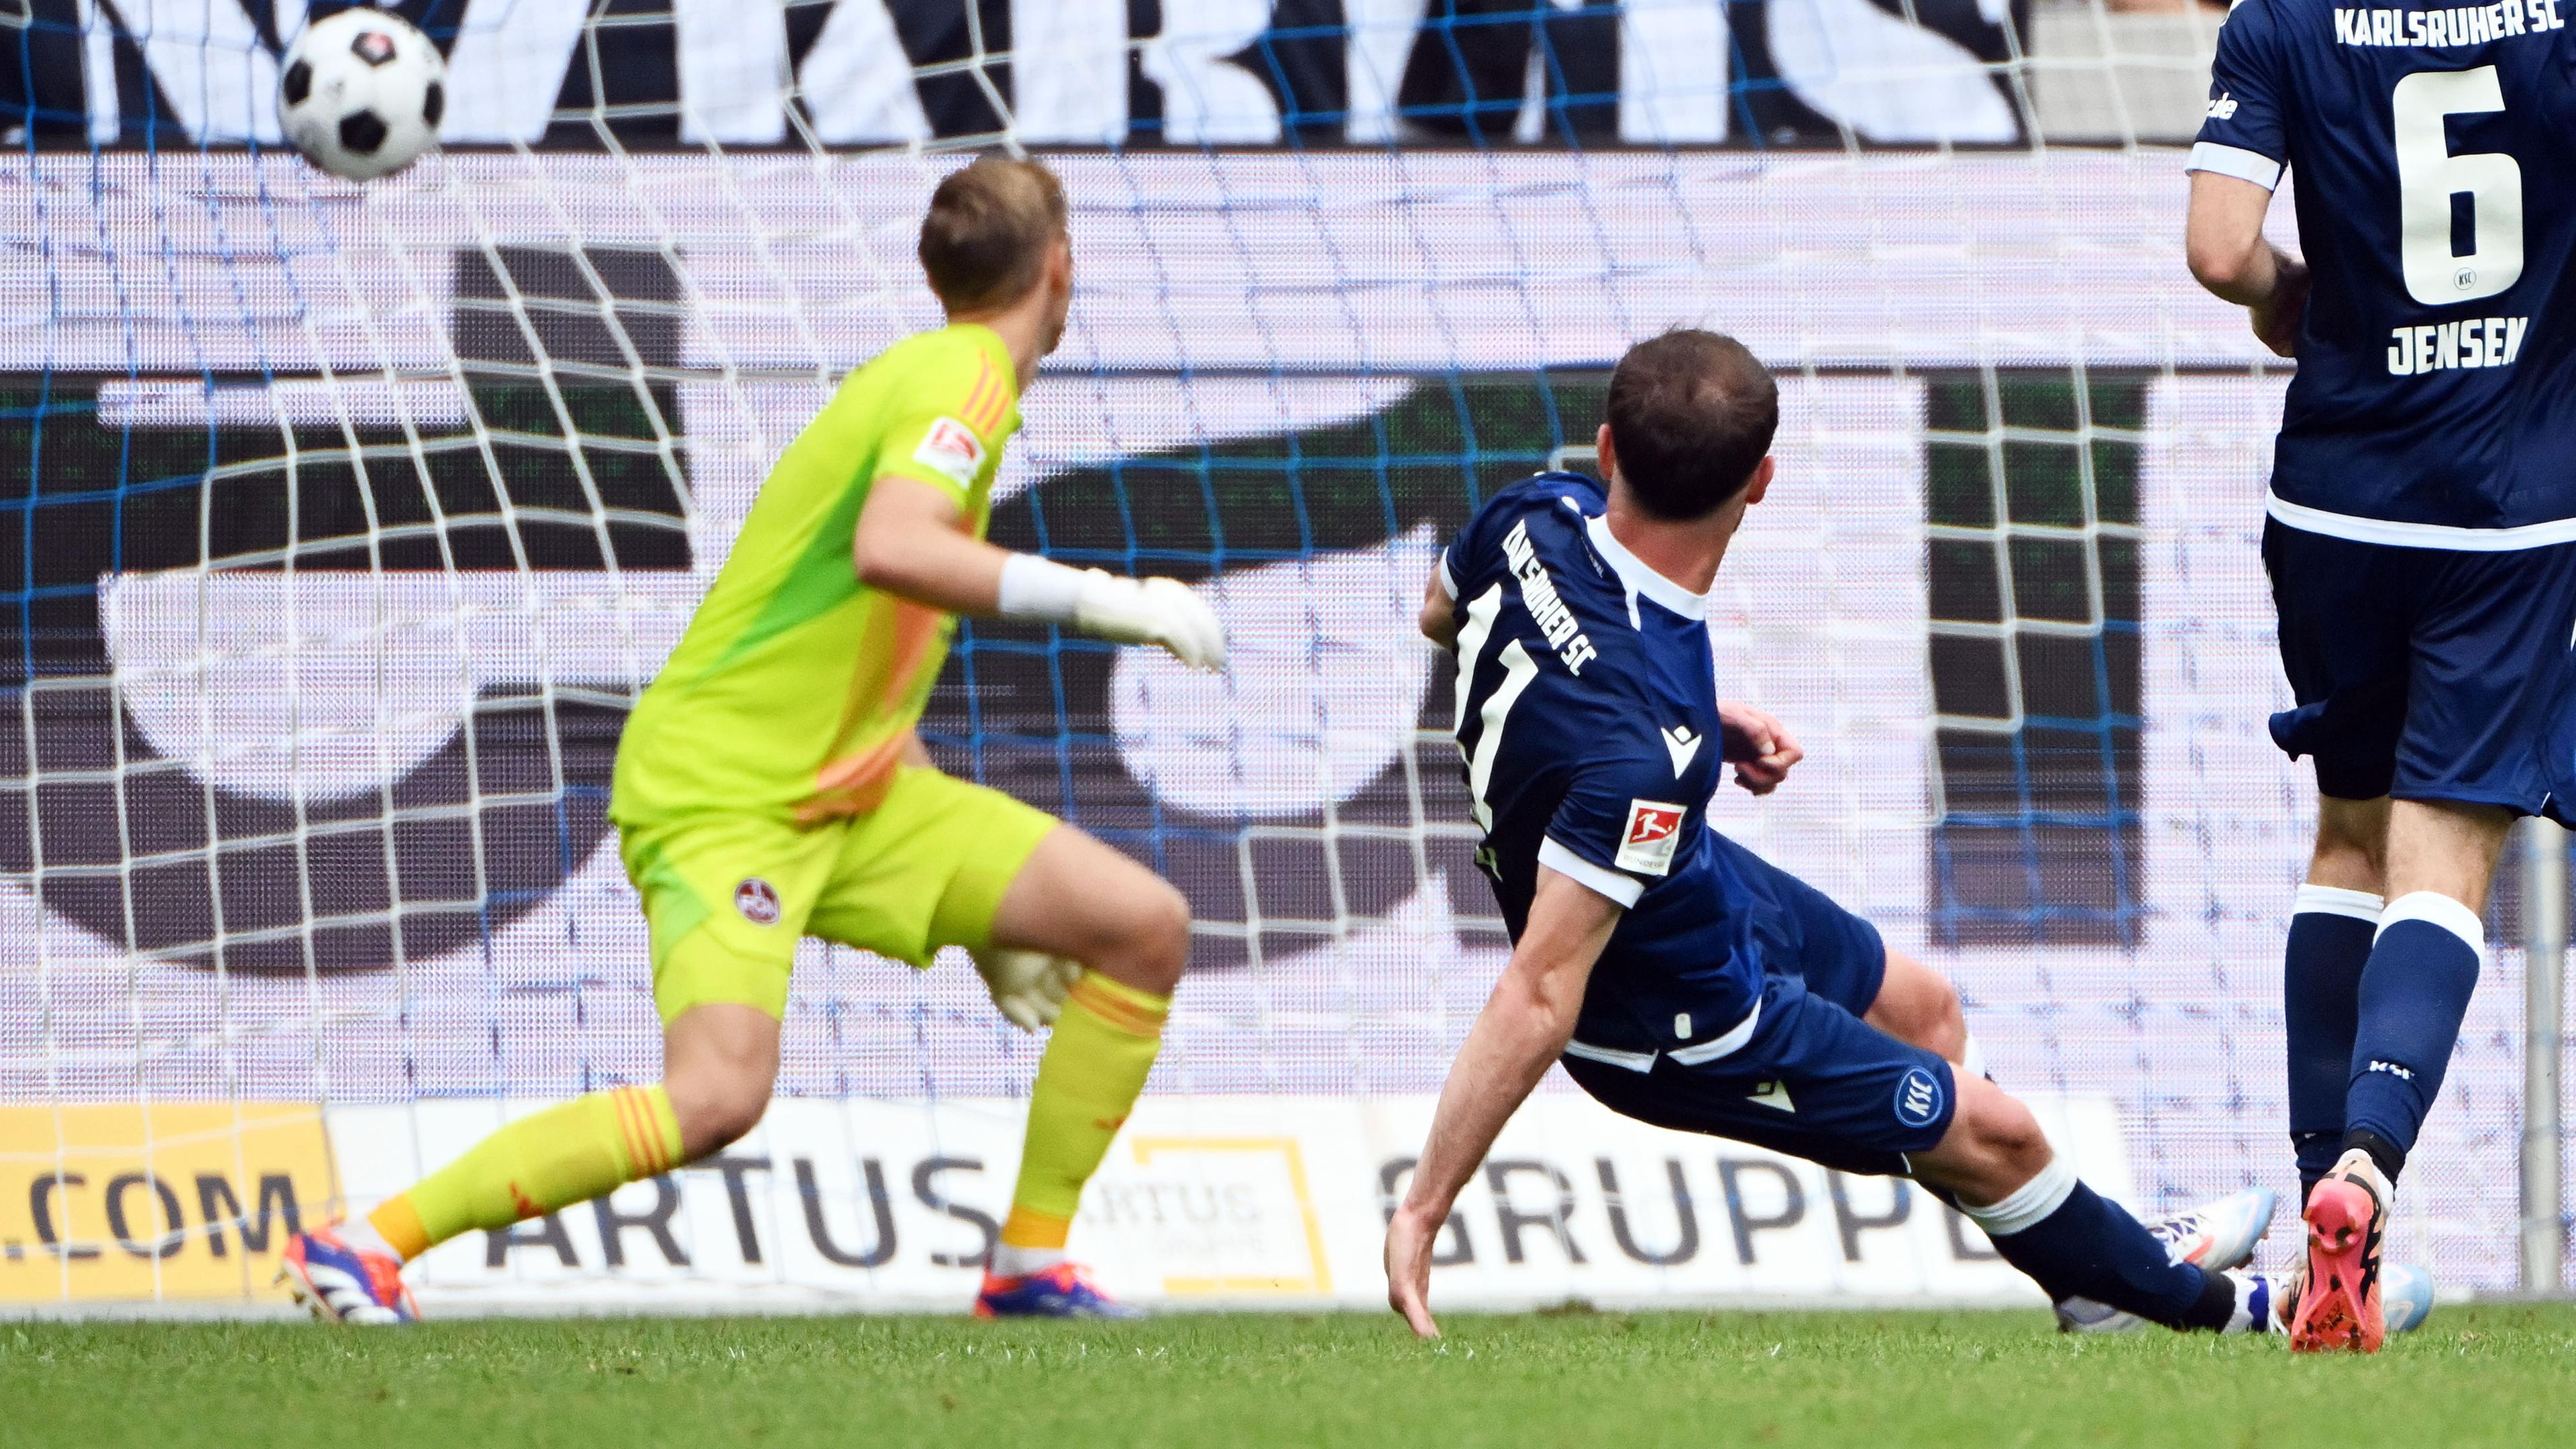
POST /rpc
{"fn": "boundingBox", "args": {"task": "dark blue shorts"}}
[1561,837,1954,1178]
[2264,519,2576,812]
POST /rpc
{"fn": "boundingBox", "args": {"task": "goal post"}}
[2525,817,2568,1294]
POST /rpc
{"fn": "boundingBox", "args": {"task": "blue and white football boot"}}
[278,1226,418,1325]
[2055,1187,2278,1333]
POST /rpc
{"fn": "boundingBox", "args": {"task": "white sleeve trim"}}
[1436,549,1458,600]
[1538,837,1645,908]
[2187,142,2283,191]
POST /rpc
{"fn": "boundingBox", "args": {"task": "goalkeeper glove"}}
[971,948,1082,1033]
[1073,572,1228,672]
[997,554,1228,672]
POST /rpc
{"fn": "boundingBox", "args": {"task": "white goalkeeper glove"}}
[971,947,1082,1033]
[996,554,1227,672]
[1073,571,1228,672]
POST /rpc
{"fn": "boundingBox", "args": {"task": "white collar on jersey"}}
[1583,506,1709,623]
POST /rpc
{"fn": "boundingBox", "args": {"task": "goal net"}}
[0,0,2561,1309]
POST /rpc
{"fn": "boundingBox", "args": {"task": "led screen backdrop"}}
[0,148,2561,1301]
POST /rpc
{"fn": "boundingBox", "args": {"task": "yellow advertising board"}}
[0,1103,338,1303]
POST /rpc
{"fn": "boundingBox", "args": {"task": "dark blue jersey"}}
[1442,474,1765,1054]
[2194,0,2576,542]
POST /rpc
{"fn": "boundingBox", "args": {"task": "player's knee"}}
[1072,873,1189,996]
[1931,1080,2051,1205]
[1963,1089,2051,1186]
[1897,972,1966,1061]
[2311,798,2390,891]
[1868,953,1966,1061]
[665,1062,775,1159]
[1922,977,1967,1063]
[1122,878,1190,994]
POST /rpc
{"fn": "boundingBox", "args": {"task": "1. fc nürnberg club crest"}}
[735,877,783,926]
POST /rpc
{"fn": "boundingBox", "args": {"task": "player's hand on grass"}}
[1384,1201,1444,1339]
[1717,700,1802,796]
[1073,571,1228,672]
[971,948,1082,1032]
[2252,254,2310,359]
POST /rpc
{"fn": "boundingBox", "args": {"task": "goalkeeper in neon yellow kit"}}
[283,158,1224,1322]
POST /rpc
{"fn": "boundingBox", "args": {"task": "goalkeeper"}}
[284,158,1223,1322]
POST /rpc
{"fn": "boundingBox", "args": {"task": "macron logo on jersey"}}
[912,416,987,486]
[1660,724,1701,775]
[1616,800,1686,875]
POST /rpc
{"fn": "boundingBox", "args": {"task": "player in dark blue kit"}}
[2186,0,2574,1352]
[1382,331,2286,1339]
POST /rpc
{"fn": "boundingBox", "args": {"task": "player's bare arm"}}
[1418,563,1459,651]
[851,473,1010,612]
[1385,866,1621,1338]
[851,478,1225,671]
[2186,171,2308,358]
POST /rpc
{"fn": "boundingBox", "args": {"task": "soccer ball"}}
[277,8,445,181]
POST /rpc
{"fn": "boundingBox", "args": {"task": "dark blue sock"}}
[1968,1163,2234,1330]
[2343,895,2483,1177]
[2284,887,2379,1197]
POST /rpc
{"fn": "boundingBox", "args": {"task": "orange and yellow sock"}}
[996,971,1169,1271]
[367,1084,682,1261]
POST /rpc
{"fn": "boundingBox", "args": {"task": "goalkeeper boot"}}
[2289,1148,2390,1353]
[973,1263,1142,1320]
[280,1226,418,1325]
[2053,1187,2276,1332]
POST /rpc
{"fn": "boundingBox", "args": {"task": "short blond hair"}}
[918,157,1069,312]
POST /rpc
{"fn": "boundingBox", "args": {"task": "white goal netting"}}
[0,0,2563,1307]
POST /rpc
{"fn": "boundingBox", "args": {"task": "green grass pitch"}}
[9,1304,2572,1448]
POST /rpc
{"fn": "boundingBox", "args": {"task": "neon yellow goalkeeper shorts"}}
[616,766,1057,1022]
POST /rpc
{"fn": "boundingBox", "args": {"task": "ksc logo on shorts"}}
[1893,1067,1944,1128]
[1615,800,1686,875]
[735,877,783,926]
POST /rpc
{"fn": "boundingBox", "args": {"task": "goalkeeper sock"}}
[2284,885,2380,1199]
[996,970,1169,1273]
[367,1085,683,1261]
[1962,1155,2235,1331]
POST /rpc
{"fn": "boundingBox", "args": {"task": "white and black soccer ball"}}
[277,8,445,182]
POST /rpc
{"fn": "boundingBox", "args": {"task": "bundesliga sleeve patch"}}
[1615,800,1686,876]
[911,416,987,486]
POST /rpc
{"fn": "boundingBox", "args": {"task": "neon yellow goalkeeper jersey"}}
[612,323,1020,825]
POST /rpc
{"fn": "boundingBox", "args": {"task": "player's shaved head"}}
[1603,329,1778,521]
[919,157,1069,313]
